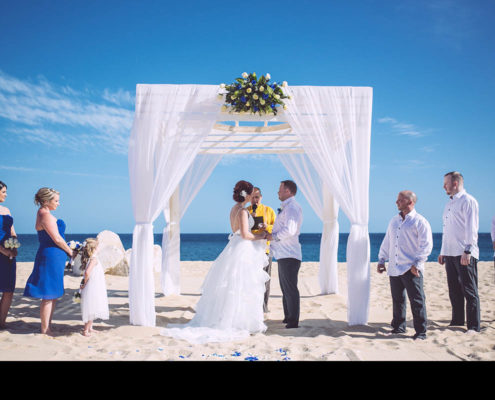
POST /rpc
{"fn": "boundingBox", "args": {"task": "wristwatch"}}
[464,250,471,254]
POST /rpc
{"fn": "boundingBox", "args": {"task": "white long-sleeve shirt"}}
[378,209,433,277]
[440,189,479,259]
[270,196,303,261]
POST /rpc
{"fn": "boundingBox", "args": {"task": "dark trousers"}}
[444,255,480,331]
[277,258,301,327]
[389,270,427,336]
[263,254,272,313]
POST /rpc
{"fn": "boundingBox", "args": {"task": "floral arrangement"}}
[73,278,84,304]
[73,290,81,303]
[67,240,83,250]
[219,72,290,115]
[4,237,20,259]
[4,237,20,250]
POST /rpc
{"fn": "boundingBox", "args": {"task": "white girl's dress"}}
[160,214,270,344]
[80,256,109,323]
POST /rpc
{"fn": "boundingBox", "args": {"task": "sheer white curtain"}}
[278,153,340,294]
[128,84,221,326]
[283,86,373,325]
[161,153,223,295]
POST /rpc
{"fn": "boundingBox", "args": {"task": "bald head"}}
[396,190,417,216]
[399,190,417,204]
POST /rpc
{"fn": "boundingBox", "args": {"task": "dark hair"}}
[281,180,297,195]
[0,181,6,190]
[444,171,463,184]
[253,187,262,195]
[233,180,254,202]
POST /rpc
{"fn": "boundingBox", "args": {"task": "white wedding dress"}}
[160,213,270,344]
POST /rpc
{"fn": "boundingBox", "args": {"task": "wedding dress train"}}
[160,214,269,344]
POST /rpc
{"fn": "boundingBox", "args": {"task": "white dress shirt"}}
[378,209,433,277]
[270,196,303,261]
[440,189,479,259]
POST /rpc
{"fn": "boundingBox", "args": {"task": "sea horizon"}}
[13,232,495,263]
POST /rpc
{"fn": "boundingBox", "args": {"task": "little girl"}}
[79,238,109,337]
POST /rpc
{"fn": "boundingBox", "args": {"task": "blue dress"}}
[24,219,67,300]
[0,214,16,292]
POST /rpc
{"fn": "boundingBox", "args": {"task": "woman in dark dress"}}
[24,188,73,335]
[0,181,18,329]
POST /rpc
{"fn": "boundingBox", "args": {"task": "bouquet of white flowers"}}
[4,237,20,259]
[219,72,290,116]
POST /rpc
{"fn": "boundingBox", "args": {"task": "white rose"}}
[242,72,248,78]
[275,94,280,100]
[246,88,252,93]
[259,86,264,92]
[220,83,225,88]
[283,104,288,110]
[266,73,271,80]
[69,241,76,249]
[260,99,265,105]
[282,81,288,87]
[246,102,250,107]
[253,94,259,100]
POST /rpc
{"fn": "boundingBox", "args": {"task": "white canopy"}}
[128,84,373,327]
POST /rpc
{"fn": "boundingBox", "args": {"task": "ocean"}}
[13,232,495,263]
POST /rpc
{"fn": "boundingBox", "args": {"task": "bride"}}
[160,180,270,344]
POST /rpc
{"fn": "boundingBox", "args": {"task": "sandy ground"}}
[0,260,493,361]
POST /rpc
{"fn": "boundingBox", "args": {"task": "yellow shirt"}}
[247,203,276,254]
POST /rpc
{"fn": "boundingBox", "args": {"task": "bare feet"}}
[41,329,55,336]
[82,330,91,337]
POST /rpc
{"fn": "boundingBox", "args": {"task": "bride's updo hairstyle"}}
[34,187,60,207]
[233,180,254,202]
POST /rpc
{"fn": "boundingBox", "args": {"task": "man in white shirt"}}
[439,171,480,333]
[266,180,303,329]
[377,190,433,340]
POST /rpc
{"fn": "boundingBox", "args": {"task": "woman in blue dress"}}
[24,188,73,335]
[0,181,18,329]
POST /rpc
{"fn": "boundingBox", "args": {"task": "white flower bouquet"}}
[219,72,290,116]
[4,237,20,259]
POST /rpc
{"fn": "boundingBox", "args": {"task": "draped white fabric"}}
[128,84,221,326]
[160,154,223,295]
[283,86,373,325]
[278,153,340,294]
[128,83,372,327]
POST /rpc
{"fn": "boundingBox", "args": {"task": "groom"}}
[266,180,303,329]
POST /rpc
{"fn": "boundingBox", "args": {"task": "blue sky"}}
[0,0,494,234]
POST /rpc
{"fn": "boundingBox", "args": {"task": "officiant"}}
[248,187,276,313]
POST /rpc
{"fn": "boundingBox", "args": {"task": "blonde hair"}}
[34,187,60,206]
[80,238,99,271]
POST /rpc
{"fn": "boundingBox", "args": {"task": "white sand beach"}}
[0,260,494,361]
